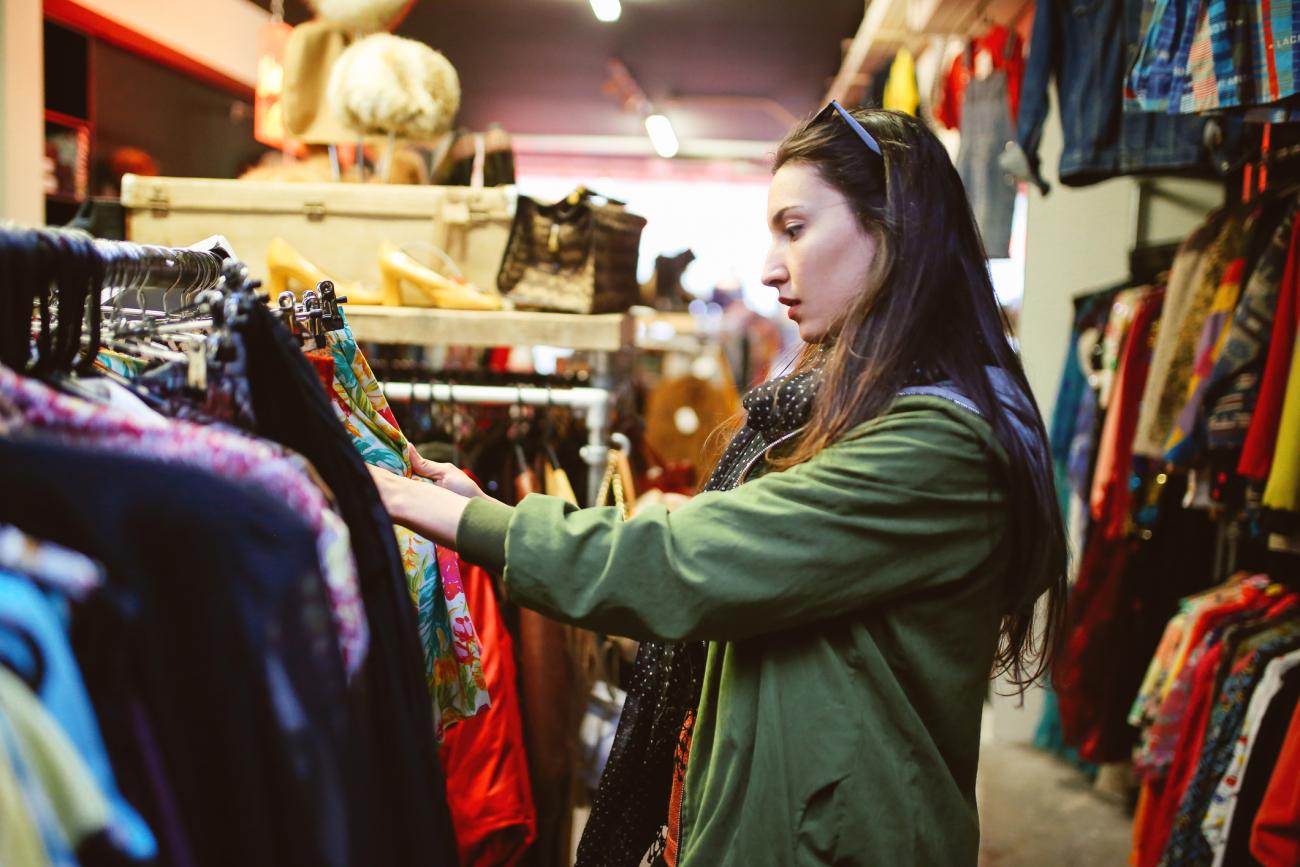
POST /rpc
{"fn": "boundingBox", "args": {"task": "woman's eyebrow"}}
[769,205,801,228]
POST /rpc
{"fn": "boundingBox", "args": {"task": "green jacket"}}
[458,396,1011,866]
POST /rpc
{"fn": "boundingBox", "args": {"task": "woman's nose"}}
[762,248,788,289]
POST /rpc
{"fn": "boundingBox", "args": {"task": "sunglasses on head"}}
[815,99,884,157]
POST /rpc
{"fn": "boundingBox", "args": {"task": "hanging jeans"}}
[956,70,1016,259]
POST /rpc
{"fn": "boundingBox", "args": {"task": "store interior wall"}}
[2,0,45,224]
[90,40,262,187]
[62,0,264,89]
[991,87,1222,744]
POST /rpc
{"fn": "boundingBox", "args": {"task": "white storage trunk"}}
[120,175,515,294]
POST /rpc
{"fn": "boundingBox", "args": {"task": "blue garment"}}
[0,571,157,860]
[1014,0,1210,188]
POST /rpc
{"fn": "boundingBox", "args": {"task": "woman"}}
[370,105,1067,866]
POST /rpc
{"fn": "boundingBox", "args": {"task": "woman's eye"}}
[785,224,803,238]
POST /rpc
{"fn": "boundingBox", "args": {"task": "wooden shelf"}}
[344,305,635,351]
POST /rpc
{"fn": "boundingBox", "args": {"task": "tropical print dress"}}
[325,319,489,737]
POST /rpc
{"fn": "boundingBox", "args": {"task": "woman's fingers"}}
[410,453,452,481]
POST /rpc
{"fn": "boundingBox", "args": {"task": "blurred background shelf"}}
[343,304,636,351]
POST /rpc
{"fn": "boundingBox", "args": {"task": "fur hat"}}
[326,33,460,140]
[305,0,411,33]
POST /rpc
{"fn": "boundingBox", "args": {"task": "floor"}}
[977,740,1134,866]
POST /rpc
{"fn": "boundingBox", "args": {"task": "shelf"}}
[635,310,707,353]
[343,305,636,351]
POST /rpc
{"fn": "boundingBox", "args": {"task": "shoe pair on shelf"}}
[266,237,502,310]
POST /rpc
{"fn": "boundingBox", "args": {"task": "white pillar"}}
[1,0,46,225]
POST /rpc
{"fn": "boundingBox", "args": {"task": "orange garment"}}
[1251,701,1300,866]
[439,562,537,867]
[663,709,696,867]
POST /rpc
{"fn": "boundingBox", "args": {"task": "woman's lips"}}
[779,298,801,321]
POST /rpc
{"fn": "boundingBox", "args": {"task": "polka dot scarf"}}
[575,369,821,867]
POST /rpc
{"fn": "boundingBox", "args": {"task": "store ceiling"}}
[255,0,864,143]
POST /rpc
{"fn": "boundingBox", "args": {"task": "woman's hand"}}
[409,452,489,501]
[367,464,472,548]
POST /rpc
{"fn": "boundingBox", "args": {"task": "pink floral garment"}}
[0,364,369,677]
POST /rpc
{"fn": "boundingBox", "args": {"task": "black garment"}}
[1222,666,1300,865]
[239,304,459,866]
[576,370,818,867]
[652,250,695,312]
[1065,471,1220,763]
[0,436,352,867]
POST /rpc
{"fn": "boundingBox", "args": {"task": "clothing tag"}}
[186,344,207,390]
[974,49,994,81]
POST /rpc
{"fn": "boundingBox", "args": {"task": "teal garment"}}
[1032,687,1098,780]
[460,397,1026,866]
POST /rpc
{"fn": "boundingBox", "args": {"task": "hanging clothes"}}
[1262,336,1300,512]
[0,665,116,864]
[0,364,369,678]
[1240,219,1300,481]
[955,66,1018,259]
[439,561,537,867]
[1129,0,1300,112]
[882,48,919,116]
[1152,213,1251,455]
[1250,700,1300,865]
[237,303,463,866]
[1200,649,1300,865]
[324,318,489,736]
[1008,0,1210,191]
[0,435,357,867]
[0,570,156,860]
[1204,204,1299,454]
[1164,257,1248,464]
[1135,213,1228,457]
[935,25,1024,130]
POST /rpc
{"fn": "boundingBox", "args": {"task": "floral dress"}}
[325,320,489,737]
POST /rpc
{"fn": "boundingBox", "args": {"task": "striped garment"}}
[1130,0,1300,111]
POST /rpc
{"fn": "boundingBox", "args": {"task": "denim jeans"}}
[1013,0,1210,188]
[957,70,1017,257]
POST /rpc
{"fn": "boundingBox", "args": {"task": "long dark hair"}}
[771,107,1067,690]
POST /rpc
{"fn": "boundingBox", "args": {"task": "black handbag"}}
[497,187,647,314]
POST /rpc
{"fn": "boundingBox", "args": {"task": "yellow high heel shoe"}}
[266,237,385,305]
[378,241,503,310]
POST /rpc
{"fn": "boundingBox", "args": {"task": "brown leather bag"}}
[497,187,646,314]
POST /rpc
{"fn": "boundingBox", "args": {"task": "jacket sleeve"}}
[1013,0,1057,191]
[475,406,1008,643]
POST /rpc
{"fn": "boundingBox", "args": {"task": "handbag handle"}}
[596,446,634,519]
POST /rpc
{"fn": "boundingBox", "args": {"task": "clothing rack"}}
[93,239,228,291]
[379,381,613,502]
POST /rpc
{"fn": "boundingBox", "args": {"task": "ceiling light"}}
[644,113,679,158]
[590,0,621,23]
